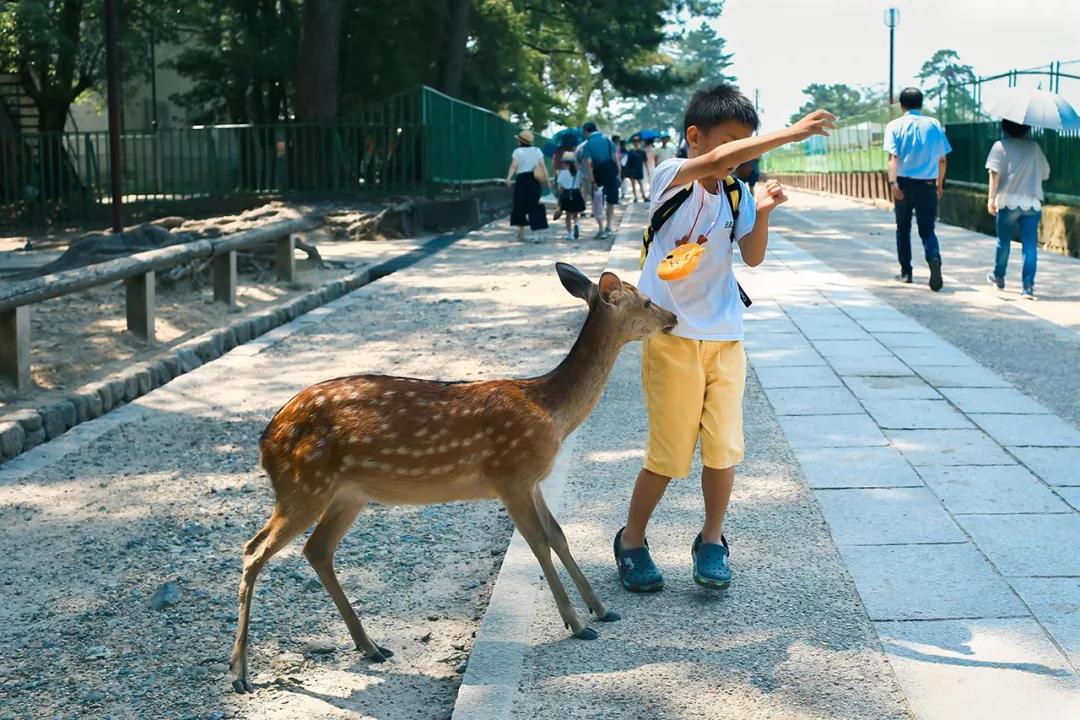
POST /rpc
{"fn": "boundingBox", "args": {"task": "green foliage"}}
[789,83,886,124]
[916,48,978,119]
[617,21,734,135]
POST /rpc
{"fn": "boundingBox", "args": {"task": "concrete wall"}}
[767,172,1080,259]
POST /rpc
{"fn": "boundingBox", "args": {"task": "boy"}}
[614,84,834,592]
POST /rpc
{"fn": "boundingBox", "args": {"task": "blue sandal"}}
[614,527,664,592]
[692,533,731,590]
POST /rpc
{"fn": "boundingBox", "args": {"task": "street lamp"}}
[884,8,900,106]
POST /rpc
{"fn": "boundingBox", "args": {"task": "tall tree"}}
[294,0,347,122]
[789,83,885,124]
[916,49,977,119]
[437,0,471,97]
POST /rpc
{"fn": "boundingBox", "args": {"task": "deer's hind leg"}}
[229,497,330,693]
[500,487,596,640]
[534,491,619,622]
[303,489,392,661]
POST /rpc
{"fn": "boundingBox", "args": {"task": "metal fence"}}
[0,85,540,229]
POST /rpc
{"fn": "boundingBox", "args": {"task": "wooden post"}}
[0,306,31,392]
[125,271,155,340]
[275,235,296,283]
[213,250,237,307]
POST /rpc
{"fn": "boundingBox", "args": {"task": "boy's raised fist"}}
[789,110,837,141]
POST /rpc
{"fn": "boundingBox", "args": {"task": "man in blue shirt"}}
[884,87,951,291]
[581,121,620,238]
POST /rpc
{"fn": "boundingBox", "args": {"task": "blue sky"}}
[711,0,1080,130]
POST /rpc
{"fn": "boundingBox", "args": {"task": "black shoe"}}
[987,271,1004,290]
[896,272,913,284]
[928,258,943,291]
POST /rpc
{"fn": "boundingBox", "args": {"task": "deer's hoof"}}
[229,674,253,694]
[572,627,599,640]
[366,646,393,662]
[596,609,621,622]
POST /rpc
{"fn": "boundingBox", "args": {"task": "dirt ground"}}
[0,204,431,413]
[0,213,619,719]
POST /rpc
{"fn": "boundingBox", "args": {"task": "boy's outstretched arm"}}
[670,110,836,189]
[739,179,788,267]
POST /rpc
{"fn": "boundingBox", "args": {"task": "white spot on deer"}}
[523,428,535,438]
[503,420,513,429]
[314,396,327,407]
[405,391,416,398]
[349,391,360,400]
[414,427,428,437]
[342,455,357,467]
[509,439,520,448]
[380,422,391,431]
[432,413,443,422]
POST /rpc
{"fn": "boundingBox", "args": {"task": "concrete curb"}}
[0,230,469,464]
[451,204,643,719]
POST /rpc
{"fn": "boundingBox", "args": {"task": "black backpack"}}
[640,175,752,307]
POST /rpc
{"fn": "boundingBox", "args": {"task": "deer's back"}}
[259,374,559,505]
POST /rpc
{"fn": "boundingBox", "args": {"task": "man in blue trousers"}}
[884,87,951,291]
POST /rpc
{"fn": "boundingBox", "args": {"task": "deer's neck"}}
[533,304,625,438]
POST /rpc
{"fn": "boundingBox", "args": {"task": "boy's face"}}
[686,120,755,178]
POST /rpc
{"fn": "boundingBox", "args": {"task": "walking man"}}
[581,121,620,238]
[884,87,951,291]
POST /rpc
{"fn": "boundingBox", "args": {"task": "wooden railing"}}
[0,217,318,393]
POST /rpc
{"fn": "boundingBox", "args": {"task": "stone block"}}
[0,421,25,459]
[7,408,42,433]
[162,354,183,379]
[23,427,45,449]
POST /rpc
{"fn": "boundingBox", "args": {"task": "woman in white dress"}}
[505,130,549,241]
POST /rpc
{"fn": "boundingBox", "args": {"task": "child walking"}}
[554,151,586,240]
[614,84,834,592]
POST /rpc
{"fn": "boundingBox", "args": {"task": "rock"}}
[209,712,226,720]
[150,581,182,610]
[305,578,321,591]
[153,215,188,230]
[85,645,112,660]
[427,614,440,621]
[239,483,256,494]
[84,689,105,703]
[106,378,127,408]
[7,408,42,433]
[207,662,229,675]
[455,659,468,674]
[22,427,46,450]
[270,652,304,670]
[302,639,335,655]
[452,642,467,651]
[41,401,75,439]
[123,373,140,401]
[0,421,25,459]
[179,522,210,539]
[418,631,432,643]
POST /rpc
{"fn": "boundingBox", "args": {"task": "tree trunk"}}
[436,0,472,97]
[294,0,347,123]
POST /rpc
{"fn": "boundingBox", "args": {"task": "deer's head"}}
[556,262,677,341]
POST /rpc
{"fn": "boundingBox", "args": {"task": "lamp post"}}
[884,8,900,105]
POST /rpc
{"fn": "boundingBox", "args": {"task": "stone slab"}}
[777,413,888,449]
[915,465,1070,514]
[863,399,974,430]
[873,331,948,349]
[812,338,893,359]
[1009,447,1080,486]
[1011,578,1080,668]
[752,364,843,388]
[762,386,864,415]
[793,446,924,489]
[891,345,979,367]
[969,414,1080,447]
[813,487,965,545]
[856,318,929,333]
[876,618,1080,720]
[843,375,942,401]
[829,354,915,377]
[956,513,1080,576]
[746,344,827,368]
[839,543,1026,620]
[937,386,1049,415]
[886,429,1015,466]
[914,365,1011,388]
[1057,487,1080,512]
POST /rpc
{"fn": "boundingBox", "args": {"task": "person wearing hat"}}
[581,121,620,238]
[554,150,586,240]
[506,129,550,241]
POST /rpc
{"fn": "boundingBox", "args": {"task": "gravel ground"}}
[502,218,912,719]
[0,218,616,720]
[771,191,1080,427]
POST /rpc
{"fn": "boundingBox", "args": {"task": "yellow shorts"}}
[641,333,746,477]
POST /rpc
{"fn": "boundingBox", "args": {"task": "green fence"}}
[945,122,1080,197]
[0,85,541,229]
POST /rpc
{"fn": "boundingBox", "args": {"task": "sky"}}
[710,0,1080,131]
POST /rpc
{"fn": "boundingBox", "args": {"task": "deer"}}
[228,262,678,693]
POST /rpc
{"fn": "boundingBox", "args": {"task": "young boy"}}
[614,84,834,592]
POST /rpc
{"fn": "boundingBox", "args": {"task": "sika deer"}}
[228,262,678,693]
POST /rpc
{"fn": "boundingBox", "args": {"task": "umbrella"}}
[635,129,661,141]
[552,127,584,148]
[987,87,1080,130]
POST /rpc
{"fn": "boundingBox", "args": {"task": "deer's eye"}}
[643,300,652,309]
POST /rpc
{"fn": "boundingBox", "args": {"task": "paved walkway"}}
[458,202,1080,719]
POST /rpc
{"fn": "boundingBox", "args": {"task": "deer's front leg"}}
[499,489,597,640]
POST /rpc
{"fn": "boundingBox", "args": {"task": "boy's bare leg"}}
[621,467,671,548]
[701,465,735,544]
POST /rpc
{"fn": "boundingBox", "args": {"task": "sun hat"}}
[561,151,576,162]
[516,129,534,144]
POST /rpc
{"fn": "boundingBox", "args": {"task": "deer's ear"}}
[556,262,595,303]
[597,272,624,305]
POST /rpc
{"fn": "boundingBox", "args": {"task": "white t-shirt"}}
[512,146,544,173]
[654,144,677,164]
[556,168,581,190]
[985,138,1051,211]
[637,158,756,341]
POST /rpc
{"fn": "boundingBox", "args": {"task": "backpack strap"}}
[721,175,752,308]
[640,184,693,269]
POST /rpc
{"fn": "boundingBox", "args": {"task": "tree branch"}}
[522,39,581,56]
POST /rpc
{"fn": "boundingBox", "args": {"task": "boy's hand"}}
[755,179,788,213]
[789,110,837,142]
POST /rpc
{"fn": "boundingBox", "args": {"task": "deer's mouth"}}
[662,320,678,333]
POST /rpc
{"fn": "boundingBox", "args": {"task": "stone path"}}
[740,233,1080,719]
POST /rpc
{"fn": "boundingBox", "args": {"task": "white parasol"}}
[987,86,1080,130]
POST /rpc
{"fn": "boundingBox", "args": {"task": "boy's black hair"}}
[683,83,760,134]
[899,87,923,110]
[1002,119,1031,138]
